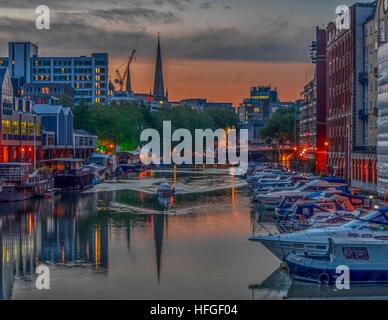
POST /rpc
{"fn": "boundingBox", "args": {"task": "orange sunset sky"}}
[111,57,315,106]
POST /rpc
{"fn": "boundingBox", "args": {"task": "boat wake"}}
[97,200,196,216]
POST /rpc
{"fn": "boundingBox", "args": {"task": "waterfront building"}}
[300,78,317,166]
[1,42,108,105]
[326,3,375,184]
[351,8,379,193]
[0,67,42,163]
[33,104,97,160]
[238,85,280,143]
[376,0,388,195]
[299,27,327,174]
[293,99,302,147]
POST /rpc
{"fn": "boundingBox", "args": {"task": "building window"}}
[2,120,11,134]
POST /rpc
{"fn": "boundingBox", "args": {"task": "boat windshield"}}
[344,210,388,231]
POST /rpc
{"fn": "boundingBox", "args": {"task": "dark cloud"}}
[165,24,312,62]
[0,13,312,64]
[151,0,190,11]
[199,2,212,10]
[59,7,182,24]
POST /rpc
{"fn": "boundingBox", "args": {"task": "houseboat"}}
[0,163,53,202]
[41,158,94,191]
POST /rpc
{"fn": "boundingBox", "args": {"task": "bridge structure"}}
[248,145,296,163]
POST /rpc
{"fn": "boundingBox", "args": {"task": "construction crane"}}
[115,49,136,93]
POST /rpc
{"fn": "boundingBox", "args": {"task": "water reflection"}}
[0,195,110,299]
[5,170,368,300]
[249,268,388,300]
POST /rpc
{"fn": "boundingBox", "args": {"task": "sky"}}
[0,0,370,105]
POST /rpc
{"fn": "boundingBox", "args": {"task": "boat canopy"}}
[357,207,388,226]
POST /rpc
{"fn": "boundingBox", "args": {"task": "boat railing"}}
[54,168,92,177]
[0,168,52,185]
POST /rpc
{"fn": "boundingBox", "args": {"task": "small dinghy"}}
[157,183,175,197]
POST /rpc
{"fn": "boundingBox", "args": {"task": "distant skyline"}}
[0,0,370,105]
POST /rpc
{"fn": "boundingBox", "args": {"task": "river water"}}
[1,169,387,300]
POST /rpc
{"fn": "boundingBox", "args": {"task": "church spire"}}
[153,33,165,99]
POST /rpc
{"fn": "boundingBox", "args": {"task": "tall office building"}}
[1,42,109,105]
[238,86,279,143]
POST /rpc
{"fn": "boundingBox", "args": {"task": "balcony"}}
[358,72,368,84]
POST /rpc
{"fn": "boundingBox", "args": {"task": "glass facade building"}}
[1,42,108,106]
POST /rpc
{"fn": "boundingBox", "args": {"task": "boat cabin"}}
[40,158,84,174]
[0,163,34,181]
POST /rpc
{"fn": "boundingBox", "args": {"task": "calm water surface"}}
[0,171,277,300]
[1,171,387,300]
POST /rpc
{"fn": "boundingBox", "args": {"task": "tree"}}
[260,107,295,144]
[71,103,240,152]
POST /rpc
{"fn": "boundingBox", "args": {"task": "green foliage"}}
[72,103,238,151]
[260,107,295,144]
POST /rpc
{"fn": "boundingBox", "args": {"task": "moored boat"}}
[250,207,388,261]
[286,237,388,284]
[256,178,349,210]
[0,163,53,202]
[157,183,175,197]
[41,158,94,191]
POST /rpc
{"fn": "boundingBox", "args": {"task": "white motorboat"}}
[286,237,388,284]
[249,207,388,260]
[256,178,349,210]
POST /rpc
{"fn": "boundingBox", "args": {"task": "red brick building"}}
[326,21,352,178]
[326,3,375,181]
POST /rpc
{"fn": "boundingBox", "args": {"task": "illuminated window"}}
[27,123,34,135]
[21,122,27,134]
[2,120,11,134]
[95,98,101,103]
[95,75,101,81]
[95,68,100,73]
[11,121,19,134]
